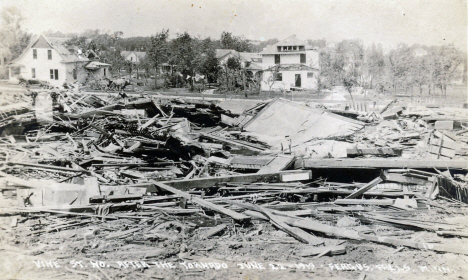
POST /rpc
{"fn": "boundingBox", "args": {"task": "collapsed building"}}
[0,87,468,279]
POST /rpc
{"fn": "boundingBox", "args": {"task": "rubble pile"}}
[1,88,468,279]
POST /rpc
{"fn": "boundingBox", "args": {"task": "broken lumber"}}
[334,199,394,206]
[199,132,267,151]
[297,244,346,257]
[360,233,468,255]
[152,182,250,222]
[200,224,228,239]
[345,173,386,199]
[347,147,402,158]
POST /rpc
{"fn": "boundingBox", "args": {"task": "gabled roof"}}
[215,49,238,60]
[10,34,89,64]
[246,62,263,71]
[239,52,261,62]
[260,35,312,55]
[121,51,147,61]
[275,35,307,47]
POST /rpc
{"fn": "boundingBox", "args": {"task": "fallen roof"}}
[242,98,365,148]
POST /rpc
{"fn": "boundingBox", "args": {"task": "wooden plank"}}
[347,148,402,157]
[243,209,362,240]
[297,244,346,257]
[280,170,312,182]
[200,224,228,239]
[434,121,454,130]
[151,170,308,191]
[239,204,323,245]
[9,162,89,173]
[361,233,468,255]
[200,132,266,151]
[345,175,385,199]
[152,182,250,222]
[299,158,468,170]
[428,145,456,158]
[334,199,394,206]
[428,137,459,150]
[257,155,295,174]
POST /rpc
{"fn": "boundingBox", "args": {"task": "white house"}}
[260,35,320,91]
[8,34,110,87]
[121,51,146,64]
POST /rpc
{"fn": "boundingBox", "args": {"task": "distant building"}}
[121,51,146,64]
[413,47,428,57]
[260,35,320,91]
[215,49,263,78]
[8,34,110,87]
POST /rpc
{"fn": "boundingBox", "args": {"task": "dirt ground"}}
[1,206,468,280]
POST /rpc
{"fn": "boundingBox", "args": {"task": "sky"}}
[1,0,467,51]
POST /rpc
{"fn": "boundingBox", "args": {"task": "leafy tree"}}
[220,31,252,52]
[429,45,463,98]
[194,38,218,83]
[364,44,387,93]
[147,29,170,82]
[387,44,414,95]
[0,6,31,61]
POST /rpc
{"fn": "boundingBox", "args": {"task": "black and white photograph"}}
[0,0,467,279]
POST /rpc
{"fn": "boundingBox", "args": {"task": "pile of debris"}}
[1,88,468,279]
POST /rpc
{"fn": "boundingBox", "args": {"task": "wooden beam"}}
[152,182,250,222]
[150,170,307,191]
[298,158,468,170]
[345,174,386,199]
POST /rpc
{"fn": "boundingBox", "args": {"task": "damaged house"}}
[8,34,110,87]
[260,35,320,91]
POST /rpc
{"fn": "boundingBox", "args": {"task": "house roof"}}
[239,52,261,62]
[275,35,307,47]
[246,62,263,71]
[47,37,89,63]
[215,49,238,60]
[242,98,364,148]
[10,34,90,64]
[121,51,147,61]
[260,35,312,55]
[85,61,111,70]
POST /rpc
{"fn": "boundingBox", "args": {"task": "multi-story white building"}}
[8,34,109,87]
[260,35,320,91]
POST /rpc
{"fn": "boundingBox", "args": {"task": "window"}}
[300,54,306,63]
[299,46,305,51]
[307,72,314,78]
[103,68,106,77]
[293,46,297,51]
[32,68,36,79]
[73,68,77,80]
[274,54,280,64]
[50,69,58,80]
[33,49,37,59]
[12,67,20,76]
[130,57,133,61]
[48,50,52,60]
[275,73,282,81]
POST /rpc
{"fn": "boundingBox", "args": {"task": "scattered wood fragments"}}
[1,91,468,279]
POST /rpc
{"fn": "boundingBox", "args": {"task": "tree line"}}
[1,6,465,95]
[317,39,466,98]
